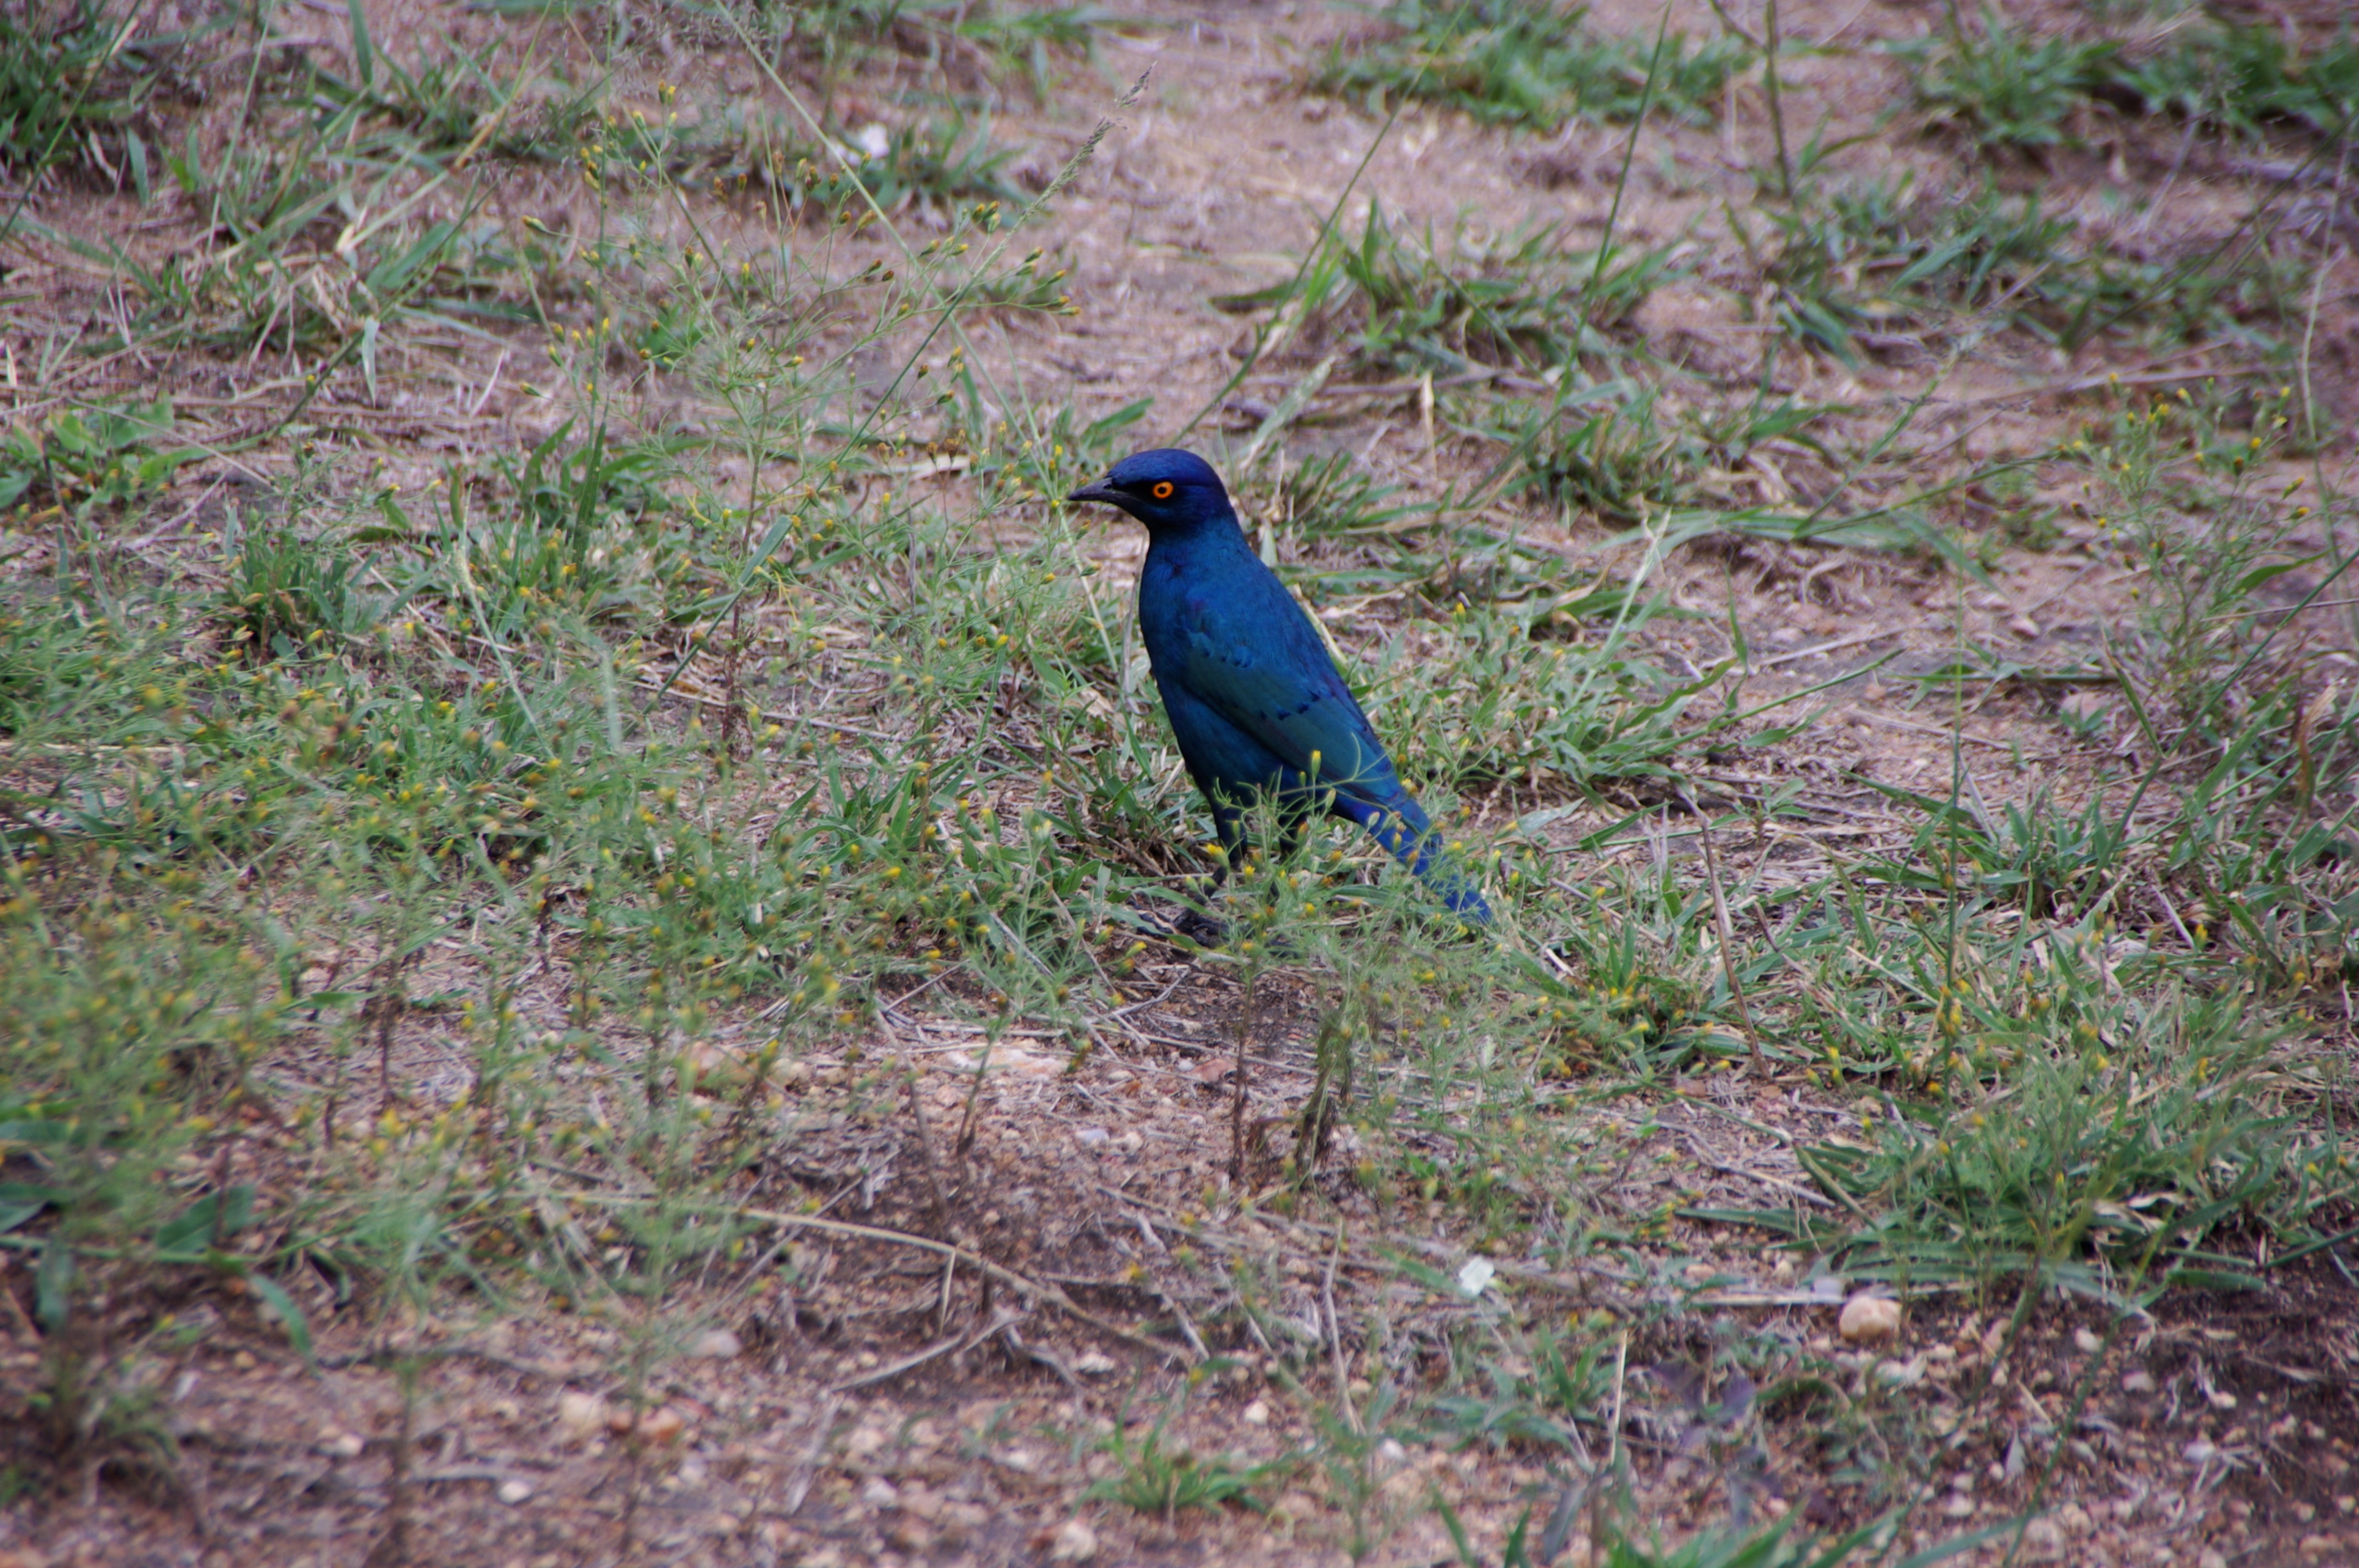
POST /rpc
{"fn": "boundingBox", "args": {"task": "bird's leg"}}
[1210,803,1252,887]
[1242,801,1312,959]
[1170,804,1248,946]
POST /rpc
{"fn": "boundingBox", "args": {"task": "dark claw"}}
[1170,907,1229,946]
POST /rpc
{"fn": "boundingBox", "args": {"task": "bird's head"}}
[1064,448,1234,532]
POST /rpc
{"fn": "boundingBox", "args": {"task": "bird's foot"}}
[1123,897,1230,947]
[1169,906,1229,947]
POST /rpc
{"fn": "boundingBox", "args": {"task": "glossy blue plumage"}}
[1067,448,1491,922]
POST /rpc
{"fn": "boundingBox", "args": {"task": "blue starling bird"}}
[1066,448,1492,923]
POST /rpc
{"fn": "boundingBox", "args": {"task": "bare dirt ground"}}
[5,0,2359,1564]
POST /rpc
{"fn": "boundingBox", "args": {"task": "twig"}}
[2146,876,2198,953]
[1679,1134,1833,1208]
[779,1395,842,1517]
[630,675,902,745]
[1238,353,1339,474]
[576,1197,1190,1365]
[1754,626,1890,670]
[827,1308,1022,1394]
[1605,1330,1630,1479]
[1679,788,1764,1067]
[1230,967,1258,1185]
[1849,709,2023,753]
[898,1050,953,1240]
[1324,1229,1361,1435]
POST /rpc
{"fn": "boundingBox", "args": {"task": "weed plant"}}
[1902,8,2359,153]
[1748,177,2073,361]
[2081,383,2328,752]
[1892,5,2117,153]
[0,0,180,183]
[1745,171,2294,361]
[1315,0,1750,132]
[2111,20,2359,137]
[1216,205,1675,381]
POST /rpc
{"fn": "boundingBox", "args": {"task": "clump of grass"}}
[1472,372,1837,529]
[2078,382,2325,751]
[0,0,173,183]
[1496,379,1688,519]
[1705,833,2357,1291]
[587,96,1026,212]
[1213,205,1681,382]
[1745,170,2295,358]
[0,604,320,1467]
[1747,176,2073,361]
[1259,449,1429,544]
[714,0,1107,110]
[1901,9,2359,156]
[1361,601,1710,791]
[1431,1320,1612,1453]
[1314,0,1750,131]
[1086,1403,1282,1518]
[0,399,187,514]
[91,92,520,358]
[1892,5,2117,152]
[1777,978,2313,1290]
[2103,20,2359,139]
[219,519,387,661]
[311,33,590,165]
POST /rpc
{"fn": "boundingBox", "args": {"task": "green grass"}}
[1087,1399,1285,1517]
[1739,167,2299,359]
[580,96,1026,211]
[1747,176,2075,361]
[0,399,189,514]
[2108,20,2359,138]
[1314,0,1750,132]
[0,0,187,186]
[1901,8,2359,154]
[1214,205,1681,383]
[1892,5,2117,153]
[711,0,1109,111]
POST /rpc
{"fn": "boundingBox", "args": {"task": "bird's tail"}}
[1337,791,1493,924]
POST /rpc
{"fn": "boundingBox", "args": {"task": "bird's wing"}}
[1169,576,1408,805]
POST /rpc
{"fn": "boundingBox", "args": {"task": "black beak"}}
[1065,477,1123,506]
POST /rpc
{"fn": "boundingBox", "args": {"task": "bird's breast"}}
[1135,564,1194,666]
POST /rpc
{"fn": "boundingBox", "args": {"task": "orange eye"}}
[1151,481,1174,499]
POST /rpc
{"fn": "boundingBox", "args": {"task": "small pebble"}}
[1049,1518,1098,1563]
[558,1391,611,1443]
[1838,1294,1901,1345]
